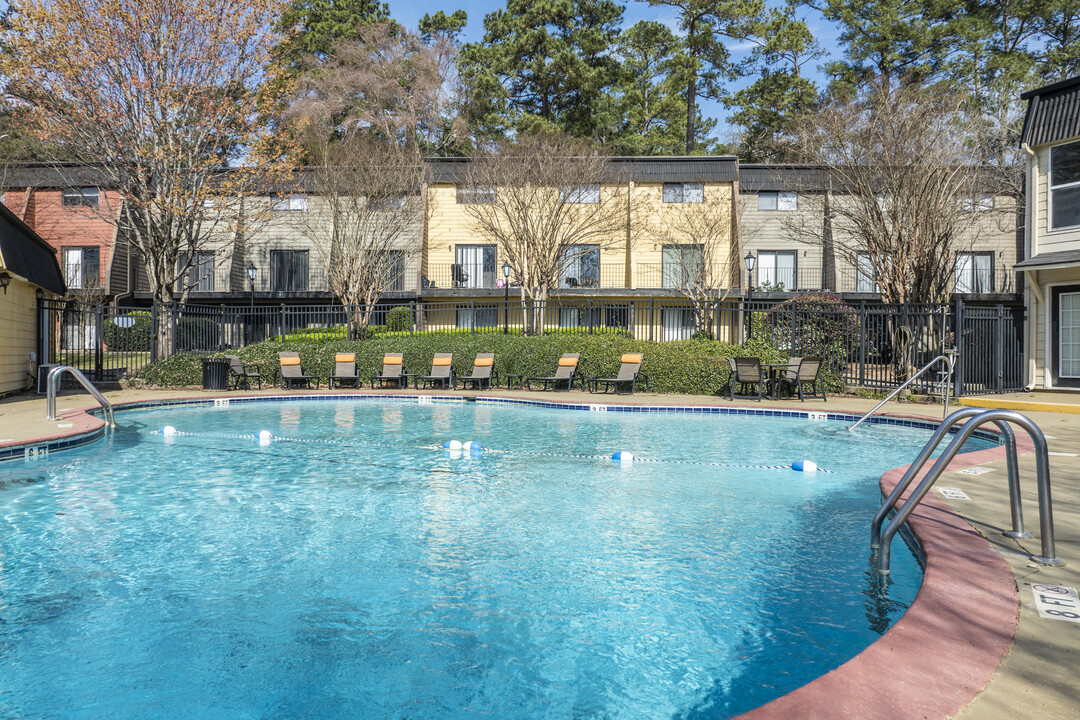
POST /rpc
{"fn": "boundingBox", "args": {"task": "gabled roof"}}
[0,201,66,294]
[424,155,739,184]
[1020,76,1080,147]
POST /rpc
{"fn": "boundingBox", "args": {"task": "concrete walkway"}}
[2,385,1079,718]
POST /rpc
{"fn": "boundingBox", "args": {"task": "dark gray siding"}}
[1021,77,1080,147]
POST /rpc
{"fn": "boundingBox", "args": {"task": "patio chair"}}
[526,353,583,392]
[458,353,498,390]
[590,353,648,395]
[779,357,827,401]
[419,353,455,390]
[727,356,765,401]
[371,353,409,389]
[278,352,319,390]
[224,354,261,389]
[451,263,469,287]
[328,352,361,389]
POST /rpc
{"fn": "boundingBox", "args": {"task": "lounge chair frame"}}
[457,354,499,391]
[371,353,409,389]
[728,356,765,401]
[224,354,261,389]
[527,354,584,392]
[590,354,648,395]
[418,353,455,390]
[278,352,320,390]
[329,353,361,389]
[779,357,827,401]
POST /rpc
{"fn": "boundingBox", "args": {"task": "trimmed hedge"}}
[103,310,152,351]
[137,332,789,395]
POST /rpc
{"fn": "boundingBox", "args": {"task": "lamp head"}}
[0,271,11,294]
[502,263,511,278]
[247,263,257,282]
[744,252,755,272]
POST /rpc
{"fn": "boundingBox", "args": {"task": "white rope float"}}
[153,427,829,473]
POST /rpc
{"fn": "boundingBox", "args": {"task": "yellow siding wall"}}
[0,276,40,394]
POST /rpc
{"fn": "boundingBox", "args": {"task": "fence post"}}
[953,297,965,397]
[649,298,655,342]
[219,305,226,352]
[996,303,1005,394]
[410,300,416,336]
[588,297,594,335]
[279,304,285,342]
[94,302,104,381]
[170,302,178,357]
[150,302,158,362]
[859,301,867,388]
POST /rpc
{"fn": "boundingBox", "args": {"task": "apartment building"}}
[1017,76,1080,389]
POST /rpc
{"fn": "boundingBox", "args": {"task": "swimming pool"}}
[0,398,991,718]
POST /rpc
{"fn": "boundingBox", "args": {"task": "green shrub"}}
[103,310,152,351]
[137,332,794,395]
[176,317,220,351]
[280,326,347,343]
[387,306,413,332]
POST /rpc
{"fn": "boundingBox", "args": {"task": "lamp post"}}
[744,252,755,340]
[247,262,257,308]
[502,262,511,334]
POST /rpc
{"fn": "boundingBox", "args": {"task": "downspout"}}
[1021,142,1038,390]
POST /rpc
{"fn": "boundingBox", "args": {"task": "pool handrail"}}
[45,365,115,428]
[874,409,1061,574]
[848,350,957,431]
[870,407,1028,553]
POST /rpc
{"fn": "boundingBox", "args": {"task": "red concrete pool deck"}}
[3,387,1080,719]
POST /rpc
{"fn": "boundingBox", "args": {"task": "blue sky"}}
[388,0,841,143]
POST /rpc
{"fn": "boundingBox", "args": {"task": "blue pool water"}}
[0,400,991,718]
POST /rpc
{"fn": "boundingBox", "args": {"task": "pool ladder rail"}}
[871,408,1061,574]
[849,350,957,431]
[44,365,116,429]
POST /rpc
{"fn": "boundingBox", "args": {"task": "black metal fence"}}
[37,296,1025,396]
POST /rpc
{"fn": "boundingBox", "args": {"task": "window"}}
[757,191,796,211]
[370,194,406,212]
[1050,141,1080,229]
[562,185,600,204]
[856,252,879,293]
[1059,290,1080,379]
[270,250,309,291]
[383,250,405,292]
[955,252,994,294]
[661,308,695,341]
[662,183,704,203]
[559,245,600,288]
[179,251,215,292]
[455,245,496,288]
[62,187,99,207]
[960,195,994,212]
[456,305,498,330]
[63,247,100,289]
[661,245,704,289]
[456,186,496,204]
[757,251,796,291]
[270,193,308,211]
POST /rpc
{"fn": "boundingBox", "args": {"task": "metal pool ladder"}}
[45,365,116,428]
[848,350,957,431]
[871,408,1061,573]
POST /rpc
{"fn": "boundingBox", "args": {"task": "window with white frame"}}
[559,245,600,288]
[455,244,496,288]
[270,193,308,211]
[1061,292,1080,378]
[456,186,496,204]
[661,245,704,288]
[955,252,994,293]
[63,247,100,289]
[757,251,797,290]
[856,252,879,293]
[663,183,704,203]
[178,251,215,292]
[757,191,797,211]
[1050,141,1080,230]
[561,185,600,203]
[960,194,994,212]
[62,187,99,207]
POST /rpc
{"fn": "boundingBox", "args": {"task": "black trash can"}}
[201,357,230,390]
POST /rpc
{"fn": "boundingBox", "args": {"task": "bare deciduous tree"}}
[2,0,295,350]
[295,138,424,334]
[792,82,1004,305]
[642,189,738,338]
[458,135,629,333]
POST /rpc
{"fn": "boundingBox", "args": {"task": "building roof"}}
[739,165,831,192]
[1014,248,1080,271]
[1020,76,1080,147]
[0,201,66,294]
[424,155,739,184]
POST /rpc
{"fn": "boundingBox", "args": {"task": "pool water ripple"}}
[0,400,990,718]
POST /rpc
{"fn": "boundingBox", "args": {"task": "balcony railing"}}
[425,262,629,290]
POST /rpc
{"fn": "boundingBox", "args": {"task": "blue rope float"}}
[151,428,831,472]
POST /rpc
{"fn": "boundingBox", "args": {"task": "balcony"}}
[424,262,628,291]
